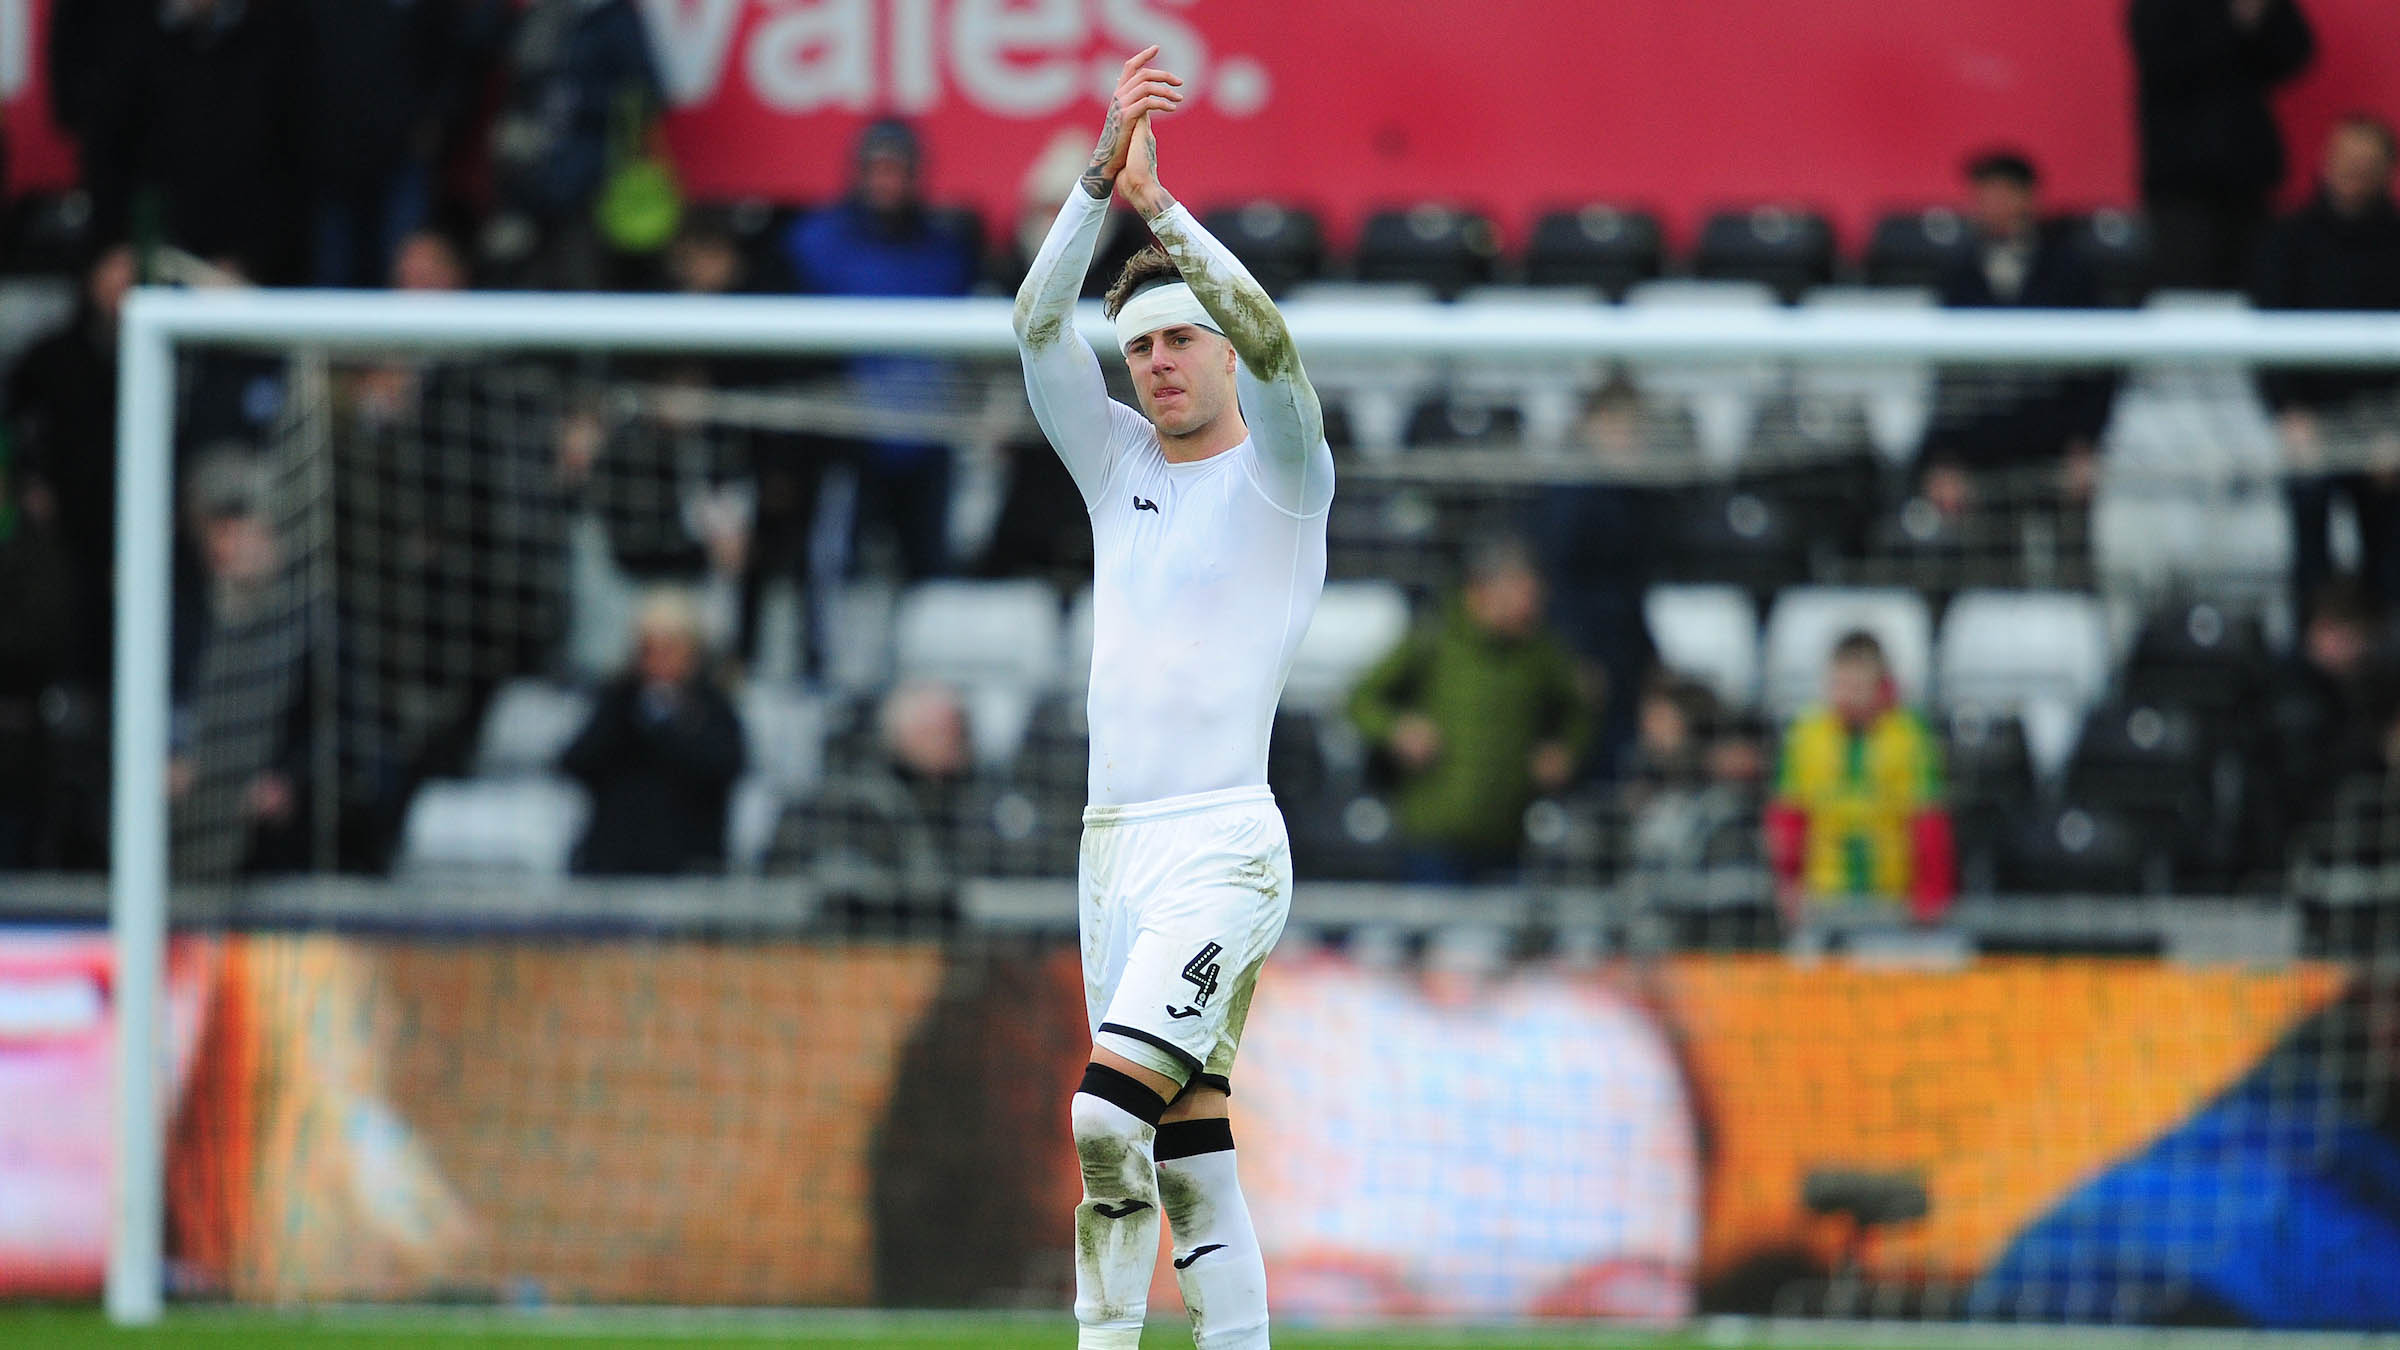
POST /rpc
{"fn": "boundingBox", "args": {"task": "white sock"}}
[1072,1090,1163,1350]
[1157,1123,1270,1350]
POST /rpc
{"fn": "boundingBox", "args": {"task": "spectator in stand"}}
[483,0,661,290]
[168,450,316,877]
[559,590,746,875]
[1620,673,1767,887]
[1528,380,1660,783]
[2129,0,2316,291]
[628,208,840,678]
[765,679,985,924]
[82,0,310,283]
[2264,578,2391,843]
[4,245,134,682]
[592,210,761,595]
[782,120,979,582]
[300,0,475,288]
[1349,535,1592,883]
[392,227,473,294]
[1917,151,2115,543]
[0,432,79,869]
[2255,116,2400,617]
[1766,631,1954,923]
[43,0,143,158]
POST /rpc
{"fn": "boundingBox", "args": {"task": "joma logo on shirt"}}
[1133,495,1160,513]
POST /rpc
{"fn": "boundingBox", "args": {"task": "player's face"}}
[1124,325,1238,437]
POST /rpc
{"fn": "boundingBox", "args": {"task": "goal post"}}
[106,285,2400,1326]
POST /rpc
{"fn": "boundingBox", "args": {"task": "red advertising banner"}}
[9,0,2397,250]
[0,931,214,1296]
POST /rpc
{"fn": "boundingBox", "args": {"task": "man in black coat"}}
[559,592,746,875]
[3,246,134,682]
[82,0,311,282]
[2254,116,2400,615]
[2129,0,2316,290]
[1918,152,2115,533]
[300,0,478,287]
[0,434,79,869]
[2263,578,2390,852]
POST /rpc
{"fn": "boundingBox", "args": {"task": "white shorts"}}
[1080,784,1293,1093]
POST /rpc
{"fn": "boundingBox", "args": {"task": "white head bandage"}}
[1113,281,1222,352]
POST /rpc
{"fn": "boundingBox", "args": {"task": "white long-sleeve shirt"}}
[1014,188,1334,807]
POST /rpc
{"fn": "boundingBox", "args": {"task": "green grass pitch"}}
[0,1308,1968,1350]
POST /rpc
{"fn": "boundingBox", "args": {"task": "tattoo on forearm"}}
[1080,106,1122,199]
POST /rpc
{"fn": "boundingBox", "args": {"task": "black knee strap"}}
[1077,1062,1168,1128]
[1154,1117,1235,1162]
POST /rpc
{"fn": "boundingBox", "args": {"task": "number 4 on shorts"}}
[1166,942,1223,1019]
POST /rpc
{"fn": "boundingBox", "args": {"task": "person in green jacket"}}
[1348,534,1594,882]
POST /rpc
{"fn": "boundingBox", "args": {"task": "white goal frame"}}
[107,285,2400,1323]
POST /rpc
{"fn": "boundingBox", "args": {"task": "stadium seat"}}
[1737,453,1881,562]
[473,680,596,777]
[1283,580,1413,712]
[1644,584,1760,710]
[1353,204,1501,298]
[1994,801,2169,895]
[0,277,76,384]
[1794,286,1939,467]
[2064,699,2239,881]
[823,580,900,693]
[2123,600,2268,719]
[1761,586,1933,720]
[894,580,1062,768]
[1946,707,2036,869]
[1199,202,1326,296]
[737,680,827,796]
[1935,589,2111,717]
[1524,205,1664,297]
[1402,395,1523,448]
[2101,292,2279,479]
[2065,700,2212,823]
[2092,491,2292,609]
[1694,206,1837,302]
[1623,279,1783,468]
[1285,281,1442,453]
[564,513,640,680]
[2061,208,2151,307]
[1936,589,2112,782]
[2094,292,2287,604]
[1863,208,1973,289]
[895,580,1061,688]
[725,775,786,874]
[399,777,589,874]
[1450,285,1611,451]
[1657,487,1811,599]
[0,190,96,277]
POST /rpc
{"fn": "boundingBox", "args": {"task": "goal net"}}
[96,284,2400,1330]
